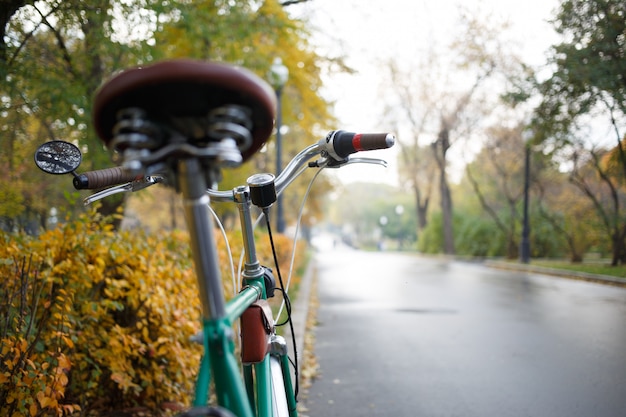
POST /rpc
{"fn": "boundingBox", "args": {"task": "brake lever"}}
[344,157,388,168]
[310,156,388,169]
[83,176,163,205]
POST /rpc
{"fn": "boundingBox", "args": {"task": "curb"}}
[282,257,316,385]
[484,260,626,288]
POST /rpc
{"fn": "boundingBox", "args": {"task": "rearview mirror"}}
[34,141,82,175]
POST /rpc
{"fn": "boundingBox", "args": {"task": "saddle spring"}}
[110,108,163,151]
[109,105,255,172]
[206,105,253,153]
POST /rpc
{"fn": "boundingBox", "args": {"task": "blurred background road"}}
[303,246,626,417]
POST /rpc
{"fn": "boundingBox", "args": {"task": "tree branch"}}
[33,2,77,79]
[281,0,312,6]
[466,164,509,235]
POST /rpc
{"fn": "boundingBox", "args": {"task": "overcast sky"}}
[289,0,561,184]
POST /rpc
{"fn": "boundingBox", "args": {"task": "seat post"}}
[178,158,226,320]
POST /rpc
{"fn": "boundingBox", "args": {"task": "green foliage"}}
[370,200,417,249]
[455,215,503,257]
[323,182,417,249]
[533,0,625,146]
[529,207,567,259]
[419,211,504,256]
[0,210,305,416]
[1,0,335,229]
[551,0,626,114]
[418,212,446,254]
[420,207,566,259]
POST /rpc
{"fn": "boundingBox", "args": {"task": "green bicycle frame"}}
[179,159,297,417]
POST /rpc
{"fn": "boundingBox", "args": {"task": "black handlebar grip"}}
[73,167,140,190]
[328,130,396,159]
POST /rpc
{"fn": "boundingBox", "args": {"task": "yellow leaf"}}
[62,335,74,349]
[57,353,71,371]
[29,402,37,417]
[56,371,68,387]
[22,374,34,385]
[96,257,106,269]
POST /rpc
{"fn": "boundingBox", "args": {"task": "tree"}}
[533,0,626,264]
[384,8,520,255]
[323,182,416,249]
[534,167,600,262]
[0,1,32,63]
[384,60,437,233]
[1,1,334,231]
[464,124,529,259]
[2,1,158,228]
[568,142,626,264]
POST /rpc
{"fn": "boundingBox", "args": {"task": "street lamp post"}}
[520,131,532,264]
[269,58,289,233]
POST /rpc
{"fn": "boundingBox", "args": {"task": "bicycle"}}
[34,59,395,417]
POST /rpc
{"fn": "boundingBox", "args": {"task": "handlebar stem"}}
[233,186,266,287]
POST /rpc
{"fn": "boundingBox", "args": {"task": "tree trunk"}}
[413,183,429,230]
[507,204,519,259]
[506,234,519,259]
[570,253,583,263]
[440,172,455,254]
[433,121,455,255]
[611,226,626,266]
[611,232,620,266]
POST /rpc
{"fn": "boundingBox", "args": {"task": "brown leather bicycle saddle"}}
[93,59,277,163]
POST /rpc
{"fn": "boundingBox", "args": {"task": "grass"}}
[530,260,626,279]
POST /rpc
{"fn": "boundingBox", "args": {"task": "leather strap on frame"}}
[240,299,274,364]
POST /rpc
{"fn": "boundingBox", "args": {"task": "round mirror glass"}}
[34,141,82,174]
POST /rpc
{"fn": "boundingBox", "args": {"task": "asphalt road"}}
[303,246,626,417]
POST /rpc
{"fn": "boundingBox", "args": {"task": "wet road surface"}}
[303,247,626,417]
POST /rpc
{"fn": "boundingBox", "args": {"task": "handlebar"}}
[73,166,142,190]
[210,130,395,202]
[324,131,395,159]
[75,130,395,202]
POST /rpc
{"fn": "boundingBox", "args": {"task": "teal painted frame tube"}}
[243,364,255,412]
[279,353,298,417]
[193,315,258,416]
[192,282,272,416]
[255,357,273,417]
[193,352,211,407]
[207,318,255,417]
[226,285,262,323]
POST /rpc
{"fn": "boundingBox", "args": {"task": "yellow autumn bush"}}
[0,210,304,417]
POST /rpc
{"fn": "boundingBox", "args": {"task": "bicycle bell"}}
[247,173,277,209]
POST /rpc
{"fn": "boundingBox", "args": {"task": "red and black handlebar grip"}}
[327,130,395,158]
[73,167,142,190]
